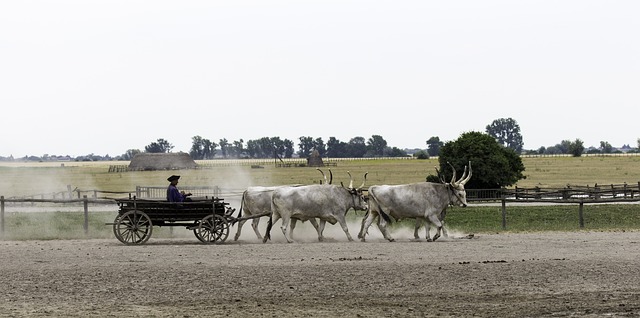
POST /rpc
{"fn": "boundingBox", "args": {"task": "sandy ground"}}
[1,227,639,317]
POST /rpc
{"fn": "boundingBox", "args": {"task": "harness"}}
[347,188,365,213]
[445,183,465,206]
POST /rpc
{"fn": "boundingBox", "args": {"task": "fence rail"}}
[3,182,639,236]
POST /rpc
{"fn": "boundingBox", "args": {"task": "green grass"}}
[389,204,640,233]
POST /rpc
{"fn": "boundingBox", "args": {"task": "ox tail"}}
[264,214,273,242]
[369,188,392,224]
[237,190,246,219]
[377,206,392,223]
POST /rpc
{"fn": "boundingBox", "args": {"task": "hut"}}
[306,150,325,167]
[128,153,197,171]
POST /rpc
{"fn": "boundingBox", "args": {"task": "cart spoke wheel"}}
[196,215,229,244]
[114,210,153,245]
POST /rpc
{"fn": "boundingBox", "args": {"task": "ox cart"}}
[108,197,250,245]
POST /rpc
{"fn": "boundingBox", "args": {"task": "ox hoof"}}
[388,239,395,242]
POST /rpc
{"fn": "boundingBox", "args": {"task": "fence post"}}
[501,198,507,230]
[1,196,4,235]
[578,201,584,228]
[83,195,89,235]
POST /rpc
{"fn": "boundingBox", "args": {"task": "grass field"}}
[1,156,639,240]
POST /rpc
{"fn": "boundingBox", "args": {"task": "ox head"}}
[446,161,472,207]
[345,171,369,211]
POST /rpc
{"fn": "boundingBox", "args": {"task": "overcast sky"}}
[1,0,638,158]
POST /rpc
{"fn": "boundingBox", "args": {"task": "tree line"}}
[3,117,639,162]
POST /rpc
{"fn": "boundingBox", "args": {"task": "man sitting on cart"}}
[167,175,192,202]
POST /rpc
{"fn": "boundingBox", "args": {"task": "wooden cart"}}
[109,197,236,245]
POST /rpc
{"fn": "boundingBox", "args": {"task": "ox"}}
[263,172,368,243]
[358,162,471,242]
[234,169,332,241]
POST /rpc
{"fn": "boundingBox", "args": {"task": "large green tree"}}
[485,118,524,153]
[437,131,525,189]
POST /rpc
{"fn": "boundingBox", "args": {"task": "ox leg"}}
[413,219,423,240]
[441,209,449,238]
[358,211,377,241]
[316,220,326,242]
[425,220,433,242]
[337,217,354,242]
[427,213,443,242]
[234,218,247,241]
[290,218,298,241]
[377,214,395,242]
[280,216,294,243]
[251,217,263,240]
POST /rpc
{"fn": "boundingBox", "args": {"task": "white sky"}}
[1,0,638,157]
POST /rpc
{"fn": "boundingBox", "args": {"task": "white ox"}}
[358,163,471,242]
[263,173,368,243]
[234,169,333,241]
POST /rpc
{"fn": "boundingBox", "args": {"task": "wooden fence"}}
[2,183,639,236]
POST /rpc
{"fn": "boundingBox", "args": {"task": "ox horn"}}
[347,171,354,188]
[328,168,333,185]
[459,161,472,185]
[358,172,368,189]
[447,162,457,184]
[316,168,328,185]
[435,166,446,183]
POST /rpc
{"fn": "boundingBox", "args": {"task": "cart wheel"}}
[196,214,229,244]
[114,210,153,245]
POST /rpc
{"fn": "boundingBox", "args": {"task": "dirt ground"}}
[1,228,639,317]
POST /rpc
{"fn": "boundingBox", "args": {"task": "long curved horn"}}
[347,171,354,188]
[460,161,472,185]
[358,172,368,189]
[316,168,327,184]
[447,162,457,184]
[328,168,333,185]
[435,167,445,183]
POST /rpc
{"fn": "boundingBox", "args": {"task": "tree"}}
[426,136,443,156]
[600,141,613,153]
[568,139,584,157]
[485,118,524,153]
[120,149,141,160]
[283,139,295,158]
[189,136,217,159]
[347,137,367,158]
[367,135,387,157]
[297,136,315,158]
[232,139,245,158]
[327,137,348,158]
[384,147,407,157]
[314,138,326,157]
[145,138,174,153]
[219,138,229,158]
[414,150,429,159]
[437,131,525,189]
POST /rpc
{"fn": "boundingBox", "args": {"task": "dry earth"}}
[1,229,639,317]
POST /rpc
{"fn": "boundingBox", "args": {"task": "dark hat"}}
[167,175,180,182]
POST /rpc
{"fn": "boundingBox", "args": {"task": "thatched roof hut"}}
[128,153,197,171]
[306,150,325,167]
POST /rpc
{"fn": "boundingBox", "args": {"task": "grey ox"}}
[263,172,368,243]
[358,162,471,242]
[234,169,332,241]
